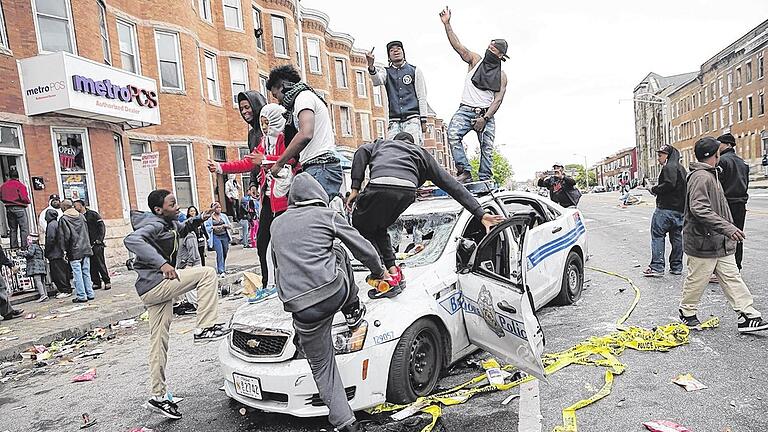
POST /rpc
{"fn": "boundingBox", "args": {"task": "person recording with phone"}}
[538,163,580,208]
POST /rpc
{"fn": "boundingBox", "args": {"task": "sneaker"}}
[36,295,49,303]
[669,269,683,276]
[643,268,663,277]
[336,421,366,432]
[456,171,472,184]
[393,266,407,290]
[194,323,232,344]
[342,302,366,330]
[218,273,226,279]
[737,313,768,333]
[93,285,102,290]
[147,398,182,420]
[104,283,112,291]
[72,297,88,303]
[2,309,23,321]
[709,275,719,284]
[679,310,701,327]
[247,285,278,304]
[56,292,72,299]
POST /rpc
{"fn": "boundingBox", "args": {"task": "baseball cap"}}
[49,194,60,201]
[492,39,510,61]
[552,163,564,169]
[716,133,736,146]
[694,137,720,161]
[657,145,672,154]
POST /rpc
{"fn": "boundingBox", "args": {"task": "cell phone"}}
[545,171,556,176]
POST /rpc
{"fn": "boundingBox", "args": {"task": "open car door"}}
[458,216,546,380]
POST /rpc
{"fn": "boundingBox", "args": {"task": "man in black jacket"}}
[74,200,111,290]
[347,132,504,298]
[644,145,687,277]
[58,199,94,303]
[44,209,72,297]
[716,133,750,270]
[537,164,579,208]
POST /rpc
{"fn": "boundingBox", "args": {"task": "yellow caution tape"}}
[367,267,721,432]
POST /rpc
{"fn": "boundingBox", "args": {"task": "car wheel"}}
[553,250,583,305]
[386,319,444,404]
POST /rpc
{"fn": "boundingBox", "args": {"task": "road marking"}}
[518,378,542,432]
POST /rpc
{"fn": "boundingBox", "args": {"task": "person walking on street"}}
[267,65,343,199]
[643,145,687,277]
[762,153,768,176]
[58,199,94,303]
[271,173,389,432]
[186,206,208,267]
[716,133,750,270]
[440,7,508,183]
[0,247,22,321]
[74,200,111,290]
[44,209,72,298]
[678,137,768,333]
[367,41,429,145]
[348,132,505,298]
[24,234,48,302]
[37,194,62,244]
[124,189,230,419]
[537,164,580,208]
[204,202,232,277]
[225,175,242,221]
[0,169,31,249]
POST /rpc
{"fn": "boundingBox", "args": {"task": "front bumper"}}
[218,337,396,417]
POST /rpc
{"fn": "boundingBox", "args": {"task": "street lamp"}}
[572,153,589,188]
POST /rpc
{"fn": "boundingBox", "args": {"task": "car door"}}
[458,216,546,380]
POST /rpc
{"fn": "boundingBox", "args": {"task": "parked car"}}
[219,189,588,417]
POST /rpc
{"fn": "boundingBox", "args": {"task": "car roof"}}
[403,190,561,216]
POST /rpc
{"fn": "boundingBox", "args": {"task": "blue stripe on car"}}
[526,220,585,269]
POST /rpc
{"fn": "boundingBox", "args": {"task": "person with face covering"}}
[366,41,429,146]
[38,194,62,244]
[440,7,509,183]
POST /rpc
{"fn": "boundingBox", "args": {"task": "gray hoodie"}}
[271,173,385,312]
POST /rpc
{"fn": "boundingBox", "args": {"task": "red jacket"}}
[219,134,299,213]
[0,179,31,206]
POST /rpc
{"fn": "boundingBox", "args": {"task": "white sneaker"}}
[37,295,49,303]
[56,292,72,299]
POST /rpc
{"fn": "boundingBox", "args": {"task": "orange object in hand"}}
[367,277,391,293]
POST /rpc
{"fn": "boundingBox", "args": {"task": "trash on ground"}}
[63,305,89,313]
[75,349,105,360]
[127,428,154,432]
[113,293,127,297]
[241,272,262,301]
[0,327,11,335]
[501,394,520,405]
[24,313,36,319]
[239,407,247,416]
[72,368,97,382]
[672,374,707,392]
[117,319,136,327]
[80,413,97,429]
[643,420,691,432]
[139,311,149,321]
[10,405,26,411]
[0,336,19,341]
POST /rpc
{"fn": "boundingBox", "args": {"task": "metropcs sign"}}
[18,52,160,127]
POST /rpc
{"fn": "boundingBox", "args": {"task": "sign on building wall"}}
[141,152,160,169]
[17,52,161,127]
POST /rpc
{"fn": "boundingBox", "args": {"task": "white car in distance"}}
[219,187,588,417]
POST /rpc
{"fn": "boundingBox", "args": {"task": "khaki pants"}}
[140,266,219,396]
[680,254,760,318]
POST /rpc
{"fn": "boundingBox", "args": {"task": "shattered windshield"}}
[387,210,461,267]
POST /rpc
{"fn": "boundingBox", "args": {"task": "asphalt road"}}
[2,190,767,432]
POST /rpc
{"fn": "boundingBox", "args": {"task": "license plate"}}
[233,373,262,400]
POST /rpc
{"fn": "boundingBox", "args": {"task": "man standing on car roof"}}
[347,132,505,299]
[367,41,429,146]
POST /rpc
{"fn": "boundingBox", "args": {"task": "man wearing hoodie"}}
[644,145,687,277]
[271,173,388,432]
[44,209,71,298]
[0,169,31,249]
[348,132,505,298]
[716,133,750,270]
[37,194,62,244]
[74,200,111,290]
[679,137,768,333]
[234,90,267,188]
[57,199,94,303]
[124,189,230,419]
[367,41,429,146]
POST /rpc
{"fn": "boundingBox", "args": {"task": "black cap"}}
[552,163,564,169]
[393,132,414,144]
[492,39,510,61]
[657,145,673,154]
[717,133,736,146]
[386,40,403,52]
[49,194,60,201]
[695,137,720,161]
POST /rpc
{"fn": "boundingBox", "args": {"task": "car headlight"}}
[332,321,368,354]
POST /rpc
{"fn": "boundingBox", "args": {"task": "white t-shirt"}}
[292,91,335,164]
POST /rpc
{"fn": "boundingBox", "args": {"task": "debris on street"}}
[643,420,692,432]
[72,368,97,382]
[672,374,707,392]
[80,413,97,429]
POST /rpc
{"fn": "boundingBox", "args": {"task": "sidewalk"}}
[0,245,260,361]
[749,177,768,189]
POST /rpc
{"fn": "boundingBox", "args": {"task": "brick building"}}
[593,146,637,190]
[0,0,449,266]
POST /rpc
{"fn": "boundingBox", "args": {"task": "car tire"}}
[386,319,444,404]
[553,250,583,306]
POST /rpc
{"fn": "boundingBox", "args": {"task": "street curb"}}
[0,268,255,362]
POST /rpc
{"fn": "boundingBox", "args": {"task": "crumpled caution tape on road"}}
[367,266,720,432]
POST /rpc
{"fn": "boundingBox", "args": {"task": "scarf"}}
[471,50,503,92]
[280,82,327,125]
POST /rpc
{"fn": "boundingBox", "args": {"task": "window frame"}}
[50,127,99,210]
[355,70,367,98]
[259,74,268,98]
[222,0,243,31]
[252,7,264,51]
[335,58,348,88]
[746,61,753,84]
[168,142,198,209]
[307,38,322,74]
[116,18,141,74]
[31,0,77,54]
[0,0,8,50]
[339,106,353,137]
[737,99,743,122]
[759,91,765,116]
[203,51,220,104]
[359,112,371,141]
[372,85,383,107]
[747,94,754,119]
[759,52,765,80]
[229,57,249,107]
[199,0,212,23]
[271,15,288,58]
[154,30,185,91]
[97,0,111,65]
[375,119,385,138]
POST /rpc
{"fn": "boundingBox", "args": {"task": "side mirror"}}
[456,237,477,273]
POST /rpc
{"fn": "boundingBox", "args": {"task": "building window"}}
[116,19,140,73]
[335,58,348,88]
[375,120,385,138]
[355,70,367,97]
[204,52,220,103]
[53,128,97,208]
[169,144,196,208]
[238,147,251,187]
[760,91,765,116]
[97,1,111,64]
[257,75,268,99]
[359,113,371,141]
[373,85,382,107]
[33,0,76,53]
[718,77,724,97]
[720,107,725,129]
[436,128,443,143]
[704,114,709,132]
[155,31,184,90]
[229,58,248,106]
[0,1,8,49]
[340,106,353,136]
[307,38,321,74]
[748,95,754,119]
[199,0,212,22]
[737,100,743,122]
[710,82,716,101]
[271,15,287,57]
[427,124,435,139]
[759,53,765,80]
[746,61,753,84]
[252,7,264,50]
[731,70,737,90]
[295,34,301,68]
[223,0,243,30]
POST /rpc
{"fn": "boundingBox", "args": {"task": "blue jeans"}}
[213,234,229,274]
[71,257,94,300]
[447,106,496,180]
[304,162,343,199]
[650,208,684,273]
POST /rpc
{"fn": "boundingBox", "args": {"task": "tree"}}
[565,163,597,189]
[469,151,514,187]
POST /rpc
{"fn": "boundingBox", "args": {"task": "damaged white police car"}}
[219,185,587,416]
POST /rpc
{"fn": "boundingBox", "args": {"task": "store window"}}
[307,38,321,74]
[97,1,111,64]
[229,58,249,106]
[52,128,96,208]
[33,0,76,53]
[223,0,242,30]
[155,31,184,90]
[271,15,287,57]
[117,19,140,73]
[169,143,196,208]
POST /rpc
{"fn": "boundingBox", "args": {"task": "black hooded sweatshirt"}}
[238,91,267,189]
[717,146,749,205]
[651,146,687,212]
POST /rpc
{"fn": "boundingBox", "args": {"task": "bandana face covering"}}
[471,50,503,92]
